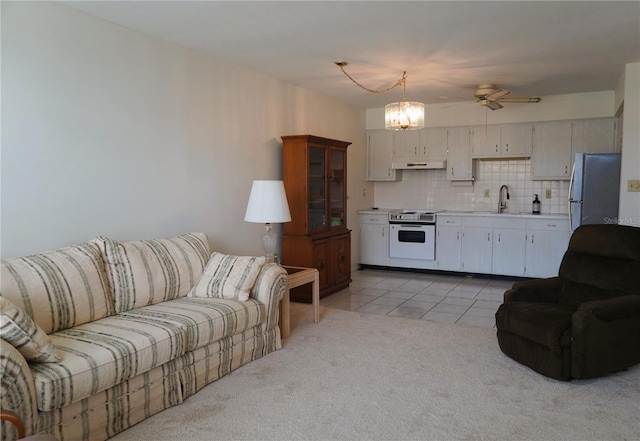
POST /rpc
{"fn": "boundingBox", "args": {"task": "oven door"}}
[389,223,436,260]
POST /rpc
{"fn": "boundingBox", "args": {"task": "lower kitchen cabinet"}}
[359,213,389,266]
[283,231,351,302]
[524,218,571,277]
[436,217,462,271]
[493,228,526,276]
[461,227,493,274]
[436,213,567,278]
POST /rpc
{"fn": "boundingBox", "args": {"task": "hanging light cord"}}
[335,62,407,100]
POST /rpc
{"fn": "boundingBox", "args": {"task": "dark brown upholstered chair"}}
[495,224,640,381]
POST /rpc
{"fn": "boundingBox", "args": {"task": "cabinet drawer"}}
[359,213,388,224]
[463,216,526,229]
[437,216,462,227]
[526,218,570,231]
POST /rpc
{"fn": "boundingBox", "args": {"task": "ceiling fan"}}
[472,84,542,110]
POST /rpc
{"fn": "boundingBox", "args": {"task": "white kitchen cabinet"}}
[367,130,398,181]
[472,124,533,158]
[525,218,571,278]
[501,123,534,157]
[359,213,389,266]
[447,127,472,181]
[492,228,526,276]
[392,130,421,158]
[531,118,617,180]
[423,127,448,158]
[531,121,573,180]
[436,216,462,271]
[572,118,617,155]
[461,227,493,273]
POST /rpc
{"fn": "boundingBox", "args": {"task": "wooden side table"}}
[279,265,320,339]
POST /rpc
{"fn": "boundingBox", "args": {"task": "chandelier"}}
[335,61,425,131]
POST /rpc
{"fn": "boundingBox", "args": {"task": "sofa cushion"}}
[93,233,210,313]
[0,241,114,334]
[188,253,266,301]
[30,314,187,411]
[117,297,266,352]
[0,297,60,362]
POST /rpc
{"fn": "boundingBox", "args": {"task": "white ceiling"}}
[64,1,640,109]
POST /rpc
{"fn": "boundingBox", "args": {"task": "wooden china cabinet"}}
[281,135,351,302]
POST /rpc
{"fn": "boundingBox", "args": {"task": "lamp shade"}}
[244,180,292,223]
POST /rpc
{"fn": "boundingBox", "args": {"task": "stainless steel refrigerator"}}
[568,152,621,231]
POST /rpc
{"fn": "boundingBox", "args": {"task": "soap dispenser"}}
[532,194,541,215]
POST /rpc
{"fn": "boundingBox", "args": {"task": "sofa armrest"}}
[504,277,563,303]
[249,263,288,331]
[576,294,640,322]
[1,339,38,441]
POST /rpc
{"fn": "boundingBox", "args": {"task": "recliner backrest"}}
[558,224,640,307]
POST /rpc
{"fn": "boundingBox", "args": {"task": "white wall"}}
[0,2,368,263]
[617,63,640,226]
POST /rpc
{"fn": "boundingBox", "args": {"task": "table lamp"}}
[244,180,291,263]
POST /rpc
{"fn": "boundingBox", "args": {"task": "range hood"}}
[391,158,446,170]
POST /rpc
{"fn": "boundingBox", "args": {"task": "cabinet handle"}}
[451,167,455,176]
[456,232,459,240]
[531,235,535,244]
[505,143,509,152]
[487,233,491,241]
[547,224,557,228]
[498,233,501,242]
[495,144,499,152]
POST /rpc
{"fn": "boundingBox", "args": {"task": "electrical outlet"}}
[628,180,640,192]
[484,189,490,198]
[545,189,552,199]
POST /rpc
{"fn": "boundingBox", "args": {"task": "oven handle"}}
[390,223,434,228]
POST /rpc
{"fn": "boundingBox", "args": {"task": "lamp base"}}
[261,223,277,263]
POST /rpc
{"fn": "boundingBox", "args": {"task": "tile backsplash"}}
[374,159,570,214]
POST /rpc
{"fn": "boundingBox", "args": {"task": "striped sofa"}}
[0,233,288,441]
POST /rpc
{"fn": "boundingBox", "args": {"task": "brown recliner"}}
[495,224,640,381]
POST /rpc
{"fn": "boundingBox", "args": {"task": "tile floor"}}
[321,269,519,329]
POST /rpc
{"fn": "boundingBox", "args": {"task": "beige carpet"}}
[111,303,640,441]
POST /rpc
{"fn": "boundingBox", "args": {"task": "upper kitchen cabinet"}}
[531,121,573,180]
[531,118,617,180]
[471,123,533,158]
[572,118,617,155]
[367,130,398,181]
[422,127,449,158]
[392,129,422,158]
[447,127,473,181]
[392,127,448,160]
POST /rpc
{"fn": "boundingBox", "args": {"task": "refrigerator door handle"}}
[568,163,578,231]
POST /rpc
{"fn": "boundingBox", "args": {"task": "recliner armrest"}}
[504,277,563,303]
[576,294,640,322]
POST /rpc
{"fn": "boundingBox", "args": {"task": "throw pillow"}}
[188,253,266,301]
[0,296,61,362]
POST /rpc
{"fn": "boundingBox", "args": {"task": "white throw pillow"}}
[188,253,266,301]
[0,296,61,362]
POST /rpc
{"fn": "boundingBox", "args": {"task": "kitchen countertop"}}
[439,211,569,219]
[358,208,568,220]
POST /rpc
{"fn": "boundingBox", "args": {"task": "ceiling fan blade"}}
[480,99,503,110]
[486,89,511,100]
[500,97,542,103]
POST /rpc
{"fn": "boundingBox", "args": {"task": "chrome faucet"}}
[498,185,510,213]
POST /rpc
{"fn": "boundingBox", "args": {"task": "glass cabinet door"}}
[330,148,346,229]
[308,146,326,231]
